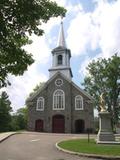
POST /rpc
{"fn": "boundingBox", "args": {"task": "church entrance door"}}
[52,115,65,133]
[75,119,85,133]
[35,119,43,132]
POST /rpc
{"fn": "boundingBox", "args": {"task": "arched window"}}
[58,55,62,65]
[75,95,83,110]
[53,89,65,110]
[36,97,44,111]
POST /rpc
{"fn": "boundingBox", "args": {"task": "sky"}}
[2,0,120,112]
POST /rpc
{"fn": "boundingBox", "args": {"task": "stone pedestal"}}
[97,111,115,143]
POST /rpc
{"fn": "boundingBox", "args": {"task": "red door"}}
[35,119,43,132]
[52,115,65,133]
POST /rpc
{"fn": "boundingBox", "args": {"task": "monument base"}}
[97,140,120,144]
[97,131,115,142]
[97,111,115,143]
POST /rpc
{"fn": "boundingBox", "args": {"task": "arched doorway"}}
[75,119,85,133]
[35,119,43,132]
[52,115,65,133]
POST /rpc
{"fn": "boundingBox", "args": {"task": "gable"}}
[71,82,93,102]
[26,72,93,103]
[26,72,69,102]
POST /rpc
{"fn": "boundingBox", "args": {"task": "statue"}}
[99,93,106,112]
[97,92,116,143]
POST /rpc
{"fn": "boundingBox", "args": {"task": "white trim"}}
[75,95,83,110]
[55,78,63,87]
[53,89,65,110]
[36,97,44,111]
[26,72,71,102]
[72,82,93,101]
[27,72,93,103]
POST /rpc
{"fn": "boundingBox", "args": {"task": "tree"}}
[82,54,120,127]
[10,115,20,131]
[0,0,66,88]
[10,107,28,131]
[30,82,45,96]
[16,107,28,129]
[26,82,45,105]
[0,91,12,132]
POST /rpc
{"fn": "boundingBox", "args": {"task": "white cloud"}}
[66,0,120,58]
[41,17,60,34]
[66,11,99,56]
[94,0,120,57]
[66,3,83,15]
[24,35,50,64]
[79,56,91,77]
[79,53,103,78]
[6,64,48,111]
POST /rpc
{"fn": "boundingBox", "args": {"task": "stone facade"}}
[27,72,94,133]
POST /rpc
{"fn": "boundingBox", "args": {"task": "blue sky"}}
[2,0,120,112]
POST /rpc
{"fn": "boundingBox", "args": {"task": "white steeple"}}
[57,19,66,48]
[49,19,73,80]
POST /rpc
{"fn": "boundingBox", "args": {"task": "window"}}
[53,89,65,110]
[58,55,62,65]
[36,97,44,111]
[75,95,83,110]
[55,78,63,87]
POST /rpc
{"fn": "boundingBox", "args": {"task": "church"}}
[27,21,94,133]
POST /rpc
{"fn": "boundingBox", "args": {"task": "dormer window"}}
[58,55,62,65]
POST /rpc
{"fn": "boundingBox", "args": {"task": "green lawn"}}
[58,139,120,156]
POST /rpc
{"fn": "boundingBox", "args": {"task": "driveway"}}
[0,132,102,160]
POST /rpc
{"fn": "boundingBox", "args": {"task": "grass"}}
[58,139,120,156]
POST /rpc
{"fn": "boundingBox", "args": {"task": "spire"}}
[57,18,66,48]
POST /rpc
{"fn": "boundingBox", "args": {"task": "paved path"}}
[0,132,16,142]
[0,132,102,160]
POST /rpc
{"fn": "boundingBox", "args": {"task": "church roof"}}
[26,72,93,103]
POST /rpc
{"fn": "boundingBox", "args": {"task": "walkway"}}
[0,132,101,160]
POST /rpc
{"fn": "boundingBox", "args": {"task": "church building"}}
[27,21,94,133]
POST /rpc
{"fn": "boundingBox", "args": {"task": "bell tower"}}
[49,20,73,80]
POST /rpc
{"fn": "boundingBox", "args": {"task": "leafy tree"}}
[16,107,28,129]
[0,91,12,132]
[10,115,20,131]
[82,54,120,127]
[0,0,66,88]
[28,82,45,98]
[10,107,28,131]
